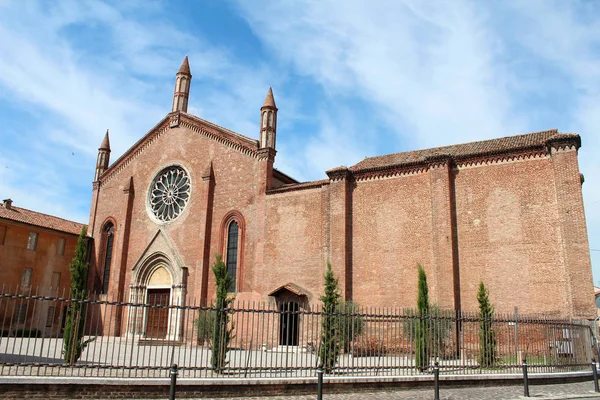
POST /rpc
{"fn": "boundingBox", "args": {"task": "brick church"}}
[87,57,596,337]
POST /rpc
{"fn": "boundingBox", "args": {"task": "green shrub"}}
[211,255,234,373]
[337,300,364,353]
[319,261,341,373]
[63,226,94,364]
[403,305,454,361]
[415,264,429,371]
[194,308,216,346]
[477,282,497,367]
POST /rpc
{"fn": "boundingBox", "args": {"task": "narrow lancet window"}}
[226,221,239,292]
[102,223,115,294]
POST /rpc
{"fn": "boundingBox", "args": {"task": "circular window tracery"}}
[148,166,190,222]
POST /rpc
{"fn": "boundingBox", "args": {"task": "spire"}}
[178,56,191,76]
[99,129,111,151]
[95,129,111,182]
[173,57,192,113]
[262,87,276,109]
[259,88,278,150]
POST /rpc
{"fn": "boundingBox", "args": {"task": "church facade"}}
[87,57,595,337]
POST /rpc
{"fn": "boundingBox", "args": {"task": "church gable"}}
[99,112,261,187]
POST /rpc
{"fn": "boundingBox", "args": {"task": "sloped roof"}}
[0,204,85,236]
[350,129,579,172]
[268,283,309,297]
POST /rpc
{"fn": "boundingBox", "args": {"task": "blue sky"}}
[1,0,599,282]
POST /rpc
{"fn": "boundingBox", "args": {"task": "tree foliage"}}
[337,300,364,353]
[477,281,497,367]
[194,308,216,346]
[63,226,93,364]
[415,264,430,371]
[319,261,341,373]
[211,254,235,373]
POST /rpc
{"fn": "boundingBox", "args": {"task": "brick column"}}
[549,138,595,319]
[113,177,134,335]
[326,167,352,300]
[198,163,215,305]
[428,156,460,310]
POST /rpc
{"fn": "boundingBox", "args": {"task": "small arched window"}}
[225,221,239,292]
[268,111,274,126]
[262,111,269,128]
[101,222,115,294]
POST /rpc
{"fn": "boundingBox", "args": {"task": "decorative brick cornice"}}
[100,117,171,185]
[256,147,276,161]
[425,154,454,169]
[98,112,262,185]
[266,179,329,195]
[169,113,180,128]
[353,164,428,181]
[546,134,580,152]
[326,166,352,182]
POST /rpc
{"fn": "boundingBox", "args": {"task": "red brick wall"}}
[88,117,595,324]
[261,186,327,303]
[351,173,436,309]
[0,220,78,331]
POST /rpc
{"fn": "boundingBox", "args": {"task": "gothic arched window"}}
[262,111,268,128]
[226,221,239,292]
[101,222,115,294]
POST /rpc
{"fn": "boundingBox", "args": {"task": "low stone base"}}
[0,371,593,399]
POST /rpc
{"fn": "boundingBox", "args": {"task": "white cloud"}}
[235,0,600,278]
[0,0,274,221]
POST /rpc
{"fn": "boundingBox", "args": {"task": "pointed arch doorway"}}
[145,266,172,338]
[128,252,186,341]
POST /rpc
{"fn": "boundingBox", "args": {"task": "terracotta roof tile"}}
[0,204,85,236]
[351,130,579,172]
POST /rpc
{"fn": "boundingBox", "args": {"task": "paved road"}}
[186,381,600,400]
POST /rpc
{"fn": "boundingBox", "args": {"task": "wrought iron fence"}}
[0,286,594,378]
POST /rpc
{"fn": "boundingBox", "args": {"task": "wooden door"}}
[146,289,170,338]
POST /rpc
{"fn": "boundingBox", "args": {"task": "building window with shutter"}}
[27,232,38,251]
[101,222,115,294]
[14,304,27,323]
[21,268,32,288]
[46,306,56,327]
[0,225,6,246]
[51,272,61,290]
[57,238,65,256]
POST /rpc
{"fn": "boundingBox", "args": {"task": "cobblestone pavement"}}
[188,381,600,400]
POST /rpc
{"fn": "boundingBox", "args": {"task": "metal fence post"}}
[522,357,530,397]
[169,363,178,400]
[592,359,599,393]
[317,368,323,400]
[433,361,440,400]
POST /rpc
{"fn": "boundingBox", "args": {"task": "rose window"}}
[149,166,190,222]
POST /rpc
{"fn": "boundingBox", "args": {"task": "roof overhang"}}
[268,283,309,297]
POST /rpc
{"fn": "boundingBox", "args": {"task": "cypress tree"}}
[63,226,91,364]
[319,261,341,373]
[477,281,497,367]
[211,254,234,373]
[415,264,430,371]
